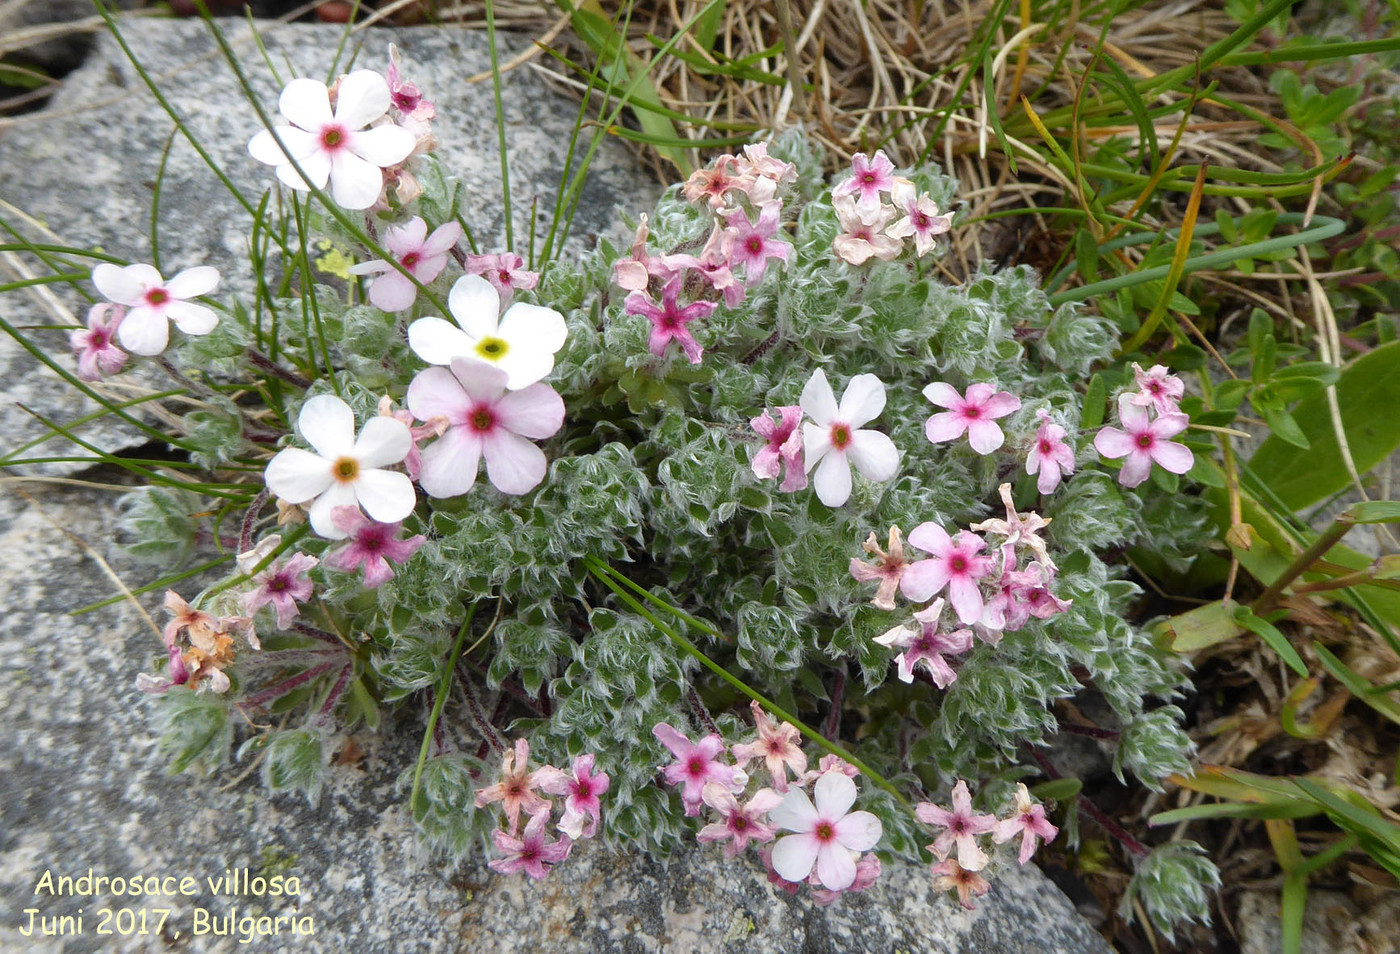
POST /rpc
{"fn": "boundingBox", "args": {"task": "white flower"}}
[769,772,884,891]
[91,263,219,356]
[264,395,416,539]
[248,71,417,211]
[407,274,568,390]
[800,369,899,507]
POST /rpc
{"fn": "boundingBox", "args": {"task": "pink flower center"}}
[91,331,108,347]
[321,125,347,150]
[661,308,681,330]
[401,251,421,269]
[733,816,749,832]
[268,576,289,593]
[520,844,540,861]
[146,288,169,306]
[498,269,512,285]
[470,408,496,432]
[814,821,836,843]
[747,237,762,254]
[950,818,967,834]
[1148,382,1162,394]
[950,555,967,573]
[1136,433,1155,449]
[861,173,877,184]
[963,406,981,419]
[914,213,929,227]
[687,756,706,777]
[830,424,853,450]
[1039,439,1052,453]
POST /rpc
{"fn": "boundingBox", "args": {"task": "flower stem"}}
[409,604,478,821]
[585,557,913,814]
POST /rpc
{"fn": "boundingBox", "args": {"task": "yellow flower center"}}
[475,336,509,361]
[333,457,359,482]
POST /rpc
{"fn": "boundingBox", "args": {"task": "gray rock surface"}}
[1,16,1111,954]
[0,16,652,473]
[1238,887,1400,954]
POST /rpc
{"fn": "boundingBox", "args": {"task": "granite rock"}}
[0,17,654,473]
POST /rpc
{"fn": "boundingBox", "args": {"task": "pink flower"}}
[993,782,1058,864]
[536,753,611,840]
[831,195,901,265]
[833,150,895,216]
[653,722,746,817]
[70,303,128,381]
[800,369,900,508]
[930,859,990,910]
[682,155,752,210]
[1130,362,1185,415]
[613,215,654,292]
[161,590,218,649]
[985,558,1071,633]
[750,405,807,493]
[136,642,191,695]
[922,382,1022,455]
[465,252,540,305]
[724,201,791,287]
[1025,410,1076,494]
[901,524,994,625]
[849,525,910,611]
[759,844,804,895]
[887,180,953,257]
[769,772,883,891]
[625,279,715,365]
[376,395,444,484]
[733,143,797,202]
[730,700,808,792]
[1093,394,1193,488]
[91,263,220,356]
[475,738,551,834]
[488,809,572,880]
[687,223,745,308]
[349,217,460,312]
[406,359,565,497]
[799,755,860,788]
[241,553,318,629]
[811,852,881,905]
[386,46,435,123]
[873,598,974,687]
[970,482,1055,569]
[322,506,424,588]
[915,779,997,871]
[247,70,417,211]
[697,783,784,857]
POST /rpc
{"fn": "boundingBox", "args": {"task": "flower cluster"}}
[916,780,1058,910]
[659,705,883,901]
[615,145,799,364]
[830,150,953,265]
[474,739,610,880]
[136,592,257,695]
[1093,364,1193,488]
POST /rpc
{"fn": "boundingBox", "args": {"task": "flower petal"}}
[490,346,556,391]
[814,844,857,891]
[115,307,169,355]
[498,303,568,355]
[799,368,838,425]
[448,273,502,340]
[768,786,819,831]
[353,415,412,468]
[900,560,950,603]
[448,358,511,403]
[299,394,356,459]
[93,263,158,306]
[1152,440,1194,475]
[421,221,464,256]
[407,316,475,366]
[771,833,820,883]
[812,771,858,817]
[495,384,566,440]
[418,428,483,498]
[348,124,416,167]
[834,812,883,852]
[367,272,418,312]
[482,429,549,495]
[265,447,334,503]
[406,365,472,421]
[965,419,1006,455]
[907,522,951,555]
[165,301,218,336]
[306,481,358,538]
[924,411,968,444]
[837,373,886,429]
[847,430,899,482]
[1093,426,1134,460]
[352,468,416,523]
[921,381,961,409]
[812,451,853,507]
[248,126,320,165]
[333,70,391,129]
[164,266,220,300]
[275,151,332,192]
[279,77,333,131]
[327,150,385,210]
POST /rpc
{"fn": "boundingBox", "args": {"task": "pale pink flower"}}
[70,303,128,380]
[1093,394,1193,488]
[750,405,807,493]
[1025,410,1076,494]
[241,553,318,629]
[769,772,884,891]
[264,394,416,539]
[799,755,860,787]
[625,279,716,365]
[323,506,424,588]
[682,155,752,210]
[247,70,417,210]
[833,150,895,216]
[970,482,1055,569]
[488,809,571,879]
[901,524,994,625]
[800,369,899,508]
[408,273,567,390]
[697,783,784,857]
[831,195,901,265]
[536,753,611,840]
[613,215,653,292]
[930,859,990,910]
[922,382,1021,455]
[162,590,218,649]
[759,844,804,895]
[91,263,219,356]
[1130,362,1185,415]
[386,46,434,123]
[349,216,461,311]
[136,642,191,695]
[692,223,745,308]
[654,722,746,817]
[406,359,565,498]
[849,526,910,611]
[993,782,1059,864]
[475,738,551,834]
[725,201,791,287]
[730,700,808,792]
[465,252,540,304]
[376,395,444,484]
[916,779,997,871]
[887,181,953,257]
[874,598,973,687]
[811,852,882,905]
